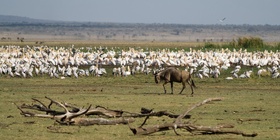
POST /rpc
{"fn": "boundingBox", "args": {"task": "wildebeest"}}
[154,67,196,96]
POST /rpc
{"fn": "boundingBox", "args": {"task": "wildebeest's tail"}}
[191,78,196,88]
[189,72,196,88]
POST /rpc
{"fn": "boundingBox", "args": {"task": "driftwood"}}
[19,97,124,118]
[122,107,191,119]
[16,97,257,137]
[16,96,134,126]
[86,106,123,118]
[129,98,257,137]
[18,97,190,119]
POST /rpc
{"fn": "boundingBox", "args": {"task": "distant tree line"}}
[1,22,280,31]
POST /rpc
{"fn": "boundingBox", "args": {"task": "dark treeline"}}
[1,21,280,32]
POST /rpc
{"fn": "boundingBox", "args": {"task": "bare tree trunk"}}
[71,117,134,126]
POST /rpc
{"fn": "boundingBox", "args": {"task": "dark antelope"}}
[154,67,196,96]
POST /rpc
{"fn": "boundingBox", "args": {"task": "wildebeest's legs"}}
[190,84,194,96]
[179,82,186,94]
[162,82,168,94]
[187,80,194,96]
[170,82,174,94]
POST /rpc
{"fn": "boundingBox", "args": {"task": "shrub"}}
[204,43,217,49]
[237,37,264,49]
[276,43,280,50]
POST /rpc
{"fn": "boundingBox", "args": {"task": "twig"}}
[174,97,223,124]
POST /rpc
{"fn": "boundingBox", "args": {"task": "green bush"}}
[237,37,264,49]
[276,42,280,50]
[203,37,265,50]
[204,43,217,49]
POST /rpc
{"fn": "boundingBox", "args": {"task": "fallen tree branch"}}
[85,106,123,118]
[65,117,135,126]
[20,97,125,118]
[129,123,257,136]
[20,103,65,116]
[129,97,257,137]
[122,107,191,119]
[16,97,257,137]
[130,122,175,135]
[16,97,134,126]
[185,124,257,137]
[174,97,223,124]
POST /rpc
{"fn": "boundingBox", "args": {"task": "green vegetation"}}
[204,37,280,52]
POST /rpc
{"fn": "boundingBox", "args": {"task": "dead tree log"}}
[86,106,123,118]
[122,107,191,119]
[69,117,134,126]
[19,97,189,119]
[16,97,134,126]
[15,97,257,137]
[130,122,256,137]
[184,124,257,137]
[129,98,257,137]
[19,97,124,118]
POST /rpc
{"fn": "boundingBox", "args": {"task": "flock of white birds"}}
[0,45,280,79]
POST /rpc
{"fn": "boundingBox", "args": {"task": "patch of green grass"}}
[1,73,280,140]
